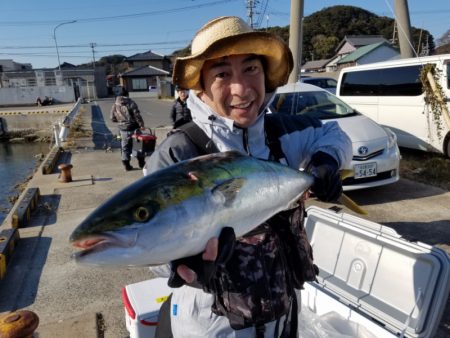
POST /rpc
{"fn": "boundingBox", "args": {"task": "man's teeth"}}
[232,102,251,108]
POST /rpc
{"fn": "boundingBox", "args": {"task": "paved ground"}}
[0,99,449,337]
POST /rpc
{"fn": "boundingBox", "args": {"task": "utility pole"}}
[394,0,414,58]
[246,0,255,28]
[90,43,97,70]
[288,0,304,83]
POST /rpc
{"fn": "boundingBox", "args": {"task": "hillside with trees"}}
[276,5,434,63]
[92,5,437,74]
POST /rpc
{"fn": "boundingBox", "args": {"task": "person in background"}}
[145,16,352,338]
[171,85,192,128]
[110,89,145,171]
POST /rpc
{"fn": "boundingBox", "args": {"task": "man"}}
[145,16,352,337]
[110,91,145,171]
[171,85,192,128]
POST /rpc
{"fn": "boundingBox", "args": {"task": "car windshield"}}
[270,90,356,119]
[303,78,337,89]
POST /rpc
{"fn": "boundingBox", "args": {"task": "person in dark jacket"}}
[110,94,145,171]
[171,86,192,128]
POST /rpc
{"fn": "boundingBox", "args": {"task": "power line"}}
[0,0,239,26]
[0,40,191,50]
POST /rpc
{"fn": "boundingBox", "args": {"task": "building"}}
[0,65,107,106]
[0,59,32,73]
[335,41,400,70]
[326,35,395,72]
[301,59,332,73]
[119,66,170,97]
[124,50,171,72]
[120,50,173,97]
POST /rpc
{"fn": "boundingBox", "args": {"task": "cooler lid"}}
[304,206,450,338]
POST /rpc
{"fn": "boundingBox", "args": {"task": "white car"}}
[268,82,400,191]
[300,76,337,94]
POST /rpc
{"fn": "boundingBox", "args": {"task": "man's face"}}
[199,54,265,128]
[178,89,188,101]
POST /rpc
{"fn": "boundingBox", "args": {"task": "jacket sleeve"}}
[272,114,352,170]
[144,131,201,174]
[110,104,117,122]
[171,103,177,123]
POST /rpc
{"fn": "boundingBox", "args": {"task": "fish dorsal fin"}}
[211,178,245,206]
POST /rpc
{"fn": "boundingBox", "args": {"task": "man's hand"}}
[168,227,235,288]
[309,151,342,203]
[176,238,218,283]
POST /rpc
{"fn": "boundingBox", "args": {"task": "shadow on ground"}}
[90,105,120,151]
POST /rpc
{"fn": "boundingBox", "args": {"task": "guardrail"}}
[53,98,82,147]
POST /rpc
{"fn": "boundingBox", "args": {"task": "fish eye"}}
[134,207,150,222]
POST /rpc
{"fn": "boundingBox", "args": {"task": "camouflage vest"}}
[204,204,317,330]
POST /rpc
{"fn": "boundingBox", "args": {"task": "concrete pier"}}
[0,99,449,337]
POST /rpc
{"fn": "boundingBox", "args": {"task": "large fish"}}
[69,151,313,266]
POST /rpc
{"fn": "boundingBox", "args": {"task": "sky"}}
[0,0,449,69]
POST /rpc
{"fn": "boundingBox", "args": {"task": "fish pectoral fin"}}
[212,178,245,206]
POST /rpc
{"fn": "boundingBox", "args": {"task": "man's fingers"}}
[202,238,218,261]
[177,265,196,284]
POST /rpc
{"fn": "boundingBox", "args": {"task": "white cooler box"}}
[122,278,173,338]
[122,206,450,338]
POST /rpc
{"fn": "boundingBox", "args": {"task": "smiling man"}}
[144,16,352,338]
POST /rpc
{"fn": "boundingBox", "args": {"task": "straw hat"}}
[173,16,293,92]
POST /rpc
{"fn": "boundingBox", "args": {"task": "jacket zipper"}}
[242,128,250,155]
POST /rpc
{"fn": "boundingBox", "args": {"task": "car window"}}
[270,90,356,119]
[325,79,337,88]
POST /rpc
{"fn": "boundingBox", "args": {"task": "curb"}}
[0,228,20,279]
[11,188,40,229]
[42,147,63,175]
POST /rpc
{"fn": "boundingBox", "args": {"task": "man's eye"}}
[246,65,259,73]
[215,72,227,79]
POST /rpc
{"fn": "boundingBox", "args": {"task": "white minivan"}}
[336,54,450,157]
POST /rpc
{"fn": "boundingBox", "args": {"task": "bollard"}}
[58,163,73,183]
[0,310,39,338]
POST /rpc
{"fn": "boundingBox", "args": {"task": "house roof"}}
[335,35,388,52]
[121,65,170,77]
[336,41,397,64]
[125,50,166,61]
[302,59,332,71]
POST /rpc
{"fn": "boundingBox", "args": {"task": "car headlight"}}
[383,126,397,149]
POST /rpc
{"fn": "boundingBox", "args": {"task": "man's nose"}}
[230,75,249,96]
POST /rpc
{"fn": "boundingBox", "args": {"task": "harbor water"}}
[0,142,51,225]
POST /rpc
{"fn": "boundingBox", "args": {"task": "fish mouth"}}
[71,232,136,259]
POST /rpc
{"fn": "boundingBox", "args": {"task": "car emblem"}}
[358,146,369,155]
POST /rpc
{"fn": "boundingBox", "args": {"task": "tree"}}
[436,29,450,47]
[311,35,340,60]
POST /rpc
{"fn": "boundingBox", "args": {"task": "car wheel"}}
[445,133,450,158]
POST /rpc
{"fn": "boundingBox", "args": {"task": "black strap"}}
[264,114,288,164]
[154,293,174,338]
[178,118,288,163]
[177,121,219,154]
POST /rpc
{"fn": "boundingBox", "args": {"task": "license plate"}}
[354,162,377,179]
